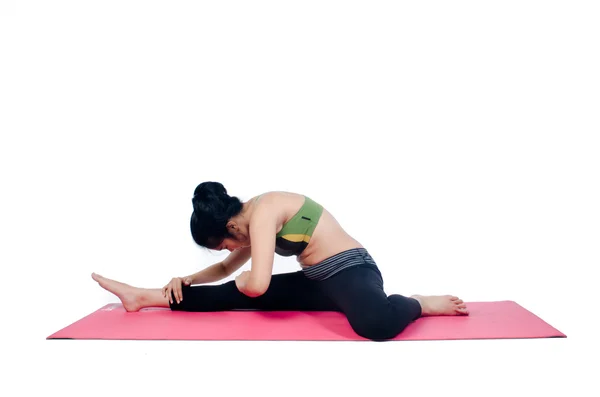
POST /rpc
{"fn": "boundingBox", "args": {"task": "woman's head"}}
[190,181,248,250]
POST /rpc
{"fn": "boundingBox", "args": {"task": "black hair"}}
[190,181,244,249]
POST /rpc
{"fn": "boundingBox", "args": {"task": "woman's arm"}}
[187,246,252,284]
[239,198,278,297]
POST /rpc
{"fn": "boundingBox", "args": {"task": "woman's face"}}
[216,237,250,252]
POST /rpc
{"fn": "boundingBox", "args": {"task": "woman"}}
[92,181,469,341]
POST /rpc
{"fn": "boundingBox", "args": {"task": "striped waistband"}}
[301,248,376,281]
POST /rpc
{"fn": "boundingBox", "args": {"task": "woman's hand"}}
[235,270,251,292]
[162,276,192,304]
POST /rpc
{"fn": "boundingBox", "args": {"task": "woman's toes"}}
[454,299,464,305]
[456,307,469,315]
[457,303,467,309]
[450,296,459,301]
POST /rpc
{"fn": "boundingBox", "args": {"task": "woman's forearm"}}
[188,262,228,284]
[187,248,251,285]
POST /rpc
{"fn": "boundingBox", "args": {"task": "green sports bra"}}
[258,195,323,257]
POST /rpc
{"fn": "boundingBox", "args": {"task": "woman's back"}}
[253,191,364,266]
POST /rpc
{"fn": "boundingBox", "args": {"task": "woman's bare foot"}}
[410,294,469,316]
[91,272,143,312]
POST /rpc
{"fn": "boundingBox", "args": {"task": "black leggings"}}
[170,263,422,341]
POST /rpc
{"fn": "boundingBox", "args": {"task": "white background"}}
[1,1,598,396]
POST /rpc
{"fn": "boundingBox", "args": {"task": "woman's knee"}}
[349,311,411,341]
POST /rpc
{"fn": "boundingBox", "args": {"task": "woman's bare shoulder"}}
[252,190,305,203]
[251,191,307,224]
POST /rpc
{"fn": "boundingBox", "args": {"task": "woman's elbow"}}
[245,280,269,297]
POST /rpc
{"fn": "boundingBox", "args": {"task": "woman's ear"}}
[227,221,238,231]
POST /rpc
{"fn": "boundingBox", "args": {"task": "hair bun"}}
[193,181,228,201]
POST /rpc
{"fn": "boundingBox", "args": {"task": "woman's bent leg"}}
[171,271,339,312]
[316,265,422,341]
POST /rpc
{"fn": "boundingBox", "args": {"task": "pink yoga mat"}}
[47,301,565,341]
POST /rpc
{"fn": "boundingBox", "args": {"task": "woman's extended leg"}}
[91,271,338,312]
